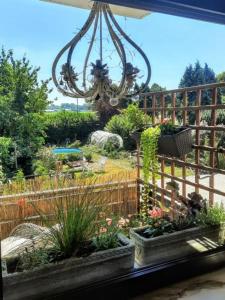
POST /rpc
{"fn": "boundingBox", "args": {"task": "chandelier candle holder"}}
[52,1,151,106]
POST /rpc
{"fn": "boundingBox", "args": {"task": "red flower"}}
[17,198,26,207]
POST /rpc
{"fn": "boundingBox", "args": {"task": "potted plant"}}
[130,192,225,266]
[158,119,193,157]
[2,186,134,300]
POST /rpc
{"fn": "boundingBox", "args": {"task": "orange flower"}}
[17,198,26,207]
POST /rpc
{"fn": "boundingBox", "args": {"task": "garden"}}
[1,3,225,299]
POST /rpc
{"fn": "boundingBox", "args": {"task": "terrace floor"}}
[133,267,225,300]
[158,173,225,204]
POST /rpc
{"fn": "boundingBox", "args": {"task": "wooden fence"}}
[137,82,225,213]
[0,175,137,239]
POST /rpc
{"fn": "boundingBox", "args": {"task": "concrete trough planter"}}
[3,234,134,300]
[130,224,225,266]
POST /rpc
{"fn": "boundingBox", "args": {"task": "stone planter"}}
[158,127,193,157]
[130,224,225,266]
[3,234,134,300]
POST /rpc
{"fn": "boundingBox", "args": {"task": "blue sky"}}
[0,0,225,104]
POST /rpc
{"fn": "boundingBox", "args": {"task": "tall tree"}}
[0,49,51,176]
[217,72,225,103]
[179,61,217,123]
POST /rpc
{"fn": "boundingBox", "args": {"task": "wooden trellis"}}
[137,82,225,212]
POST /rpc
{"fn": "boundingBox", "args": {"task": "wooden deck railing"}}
[137,81,225,212]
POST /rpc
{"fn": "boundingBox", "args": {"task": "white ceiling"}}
[41,0,150,19]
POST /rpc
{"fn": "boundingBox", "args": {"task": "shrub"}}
[68,140,81,148]
[32,183,106,259]
[0,137,15,178]
[84,152,92,162]
[43,111,100,144]
[198,204,225,226]
[105,104,151,150]
[33,148,57,176]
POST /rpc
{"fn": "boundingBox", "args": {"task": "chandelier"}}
[52,1,151,106]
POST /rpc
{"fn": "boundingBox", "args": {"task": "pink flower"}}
[161,118,170,125]
[118,218,129,228]
[148,207,163,219]
[106,218,112,226]
[100,227,107,233]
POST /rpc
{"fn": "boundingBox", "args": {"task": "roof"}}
[97,0,225,25]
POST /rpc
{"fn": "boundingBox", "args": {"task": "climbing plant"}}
[140,127,161,218]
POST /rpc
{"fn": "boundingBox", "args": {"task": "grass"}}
[0,144,194,196]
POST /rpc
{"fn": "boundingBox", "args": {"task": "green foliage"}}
[56,152,82,164]
[198,205,225,226]
[159,121,183,135]
[142,218,174,238]
[68,140,81,148]
[179,61,218,124]
[0,48,50,176]
[33,148,57,176]
[101,140,120,159]
[43,111,99,145]
[0,137,14,178]
[93,218,120,251]
[140,127,161,217]
[105,104,151,149]
[202,110,225,125]
[14,169,25,182]
[17,244,51,271]
[32,184,105,258]
[84,151,92,162]
[141,127,161,184]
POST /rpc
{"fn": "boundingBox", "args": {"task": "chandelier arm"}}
[52,3,98,98]
[66,3,101,98]
[102,5,127,96]
[82,7,100,91]
[106,6,151,95]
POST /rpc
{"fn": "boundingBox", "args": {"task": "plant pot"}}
[130,223,225,266]
[130,130,143,143]
[158,127,193,157]
[3,234,134,300]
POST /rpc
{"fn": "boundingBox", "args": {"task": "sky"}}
[0,0,225,104]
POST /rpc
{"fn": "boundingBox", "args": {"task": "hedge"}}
[43,111,100,145]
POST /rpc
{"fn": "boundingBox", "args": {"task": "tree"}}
[179,61,217,123]
[0,49,51,176]
[217,72,225,103]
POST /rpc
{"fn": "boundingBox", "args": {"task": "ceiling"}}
[41,0,150,19]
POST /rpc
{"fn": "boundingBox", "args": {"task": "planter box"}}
[130,224,225,266]
[158,127,192,157]
[131,127,193,157]
[3,234,134,300]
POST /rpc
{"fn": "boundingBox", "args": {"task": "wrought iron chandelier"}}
[52,1,151,106]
